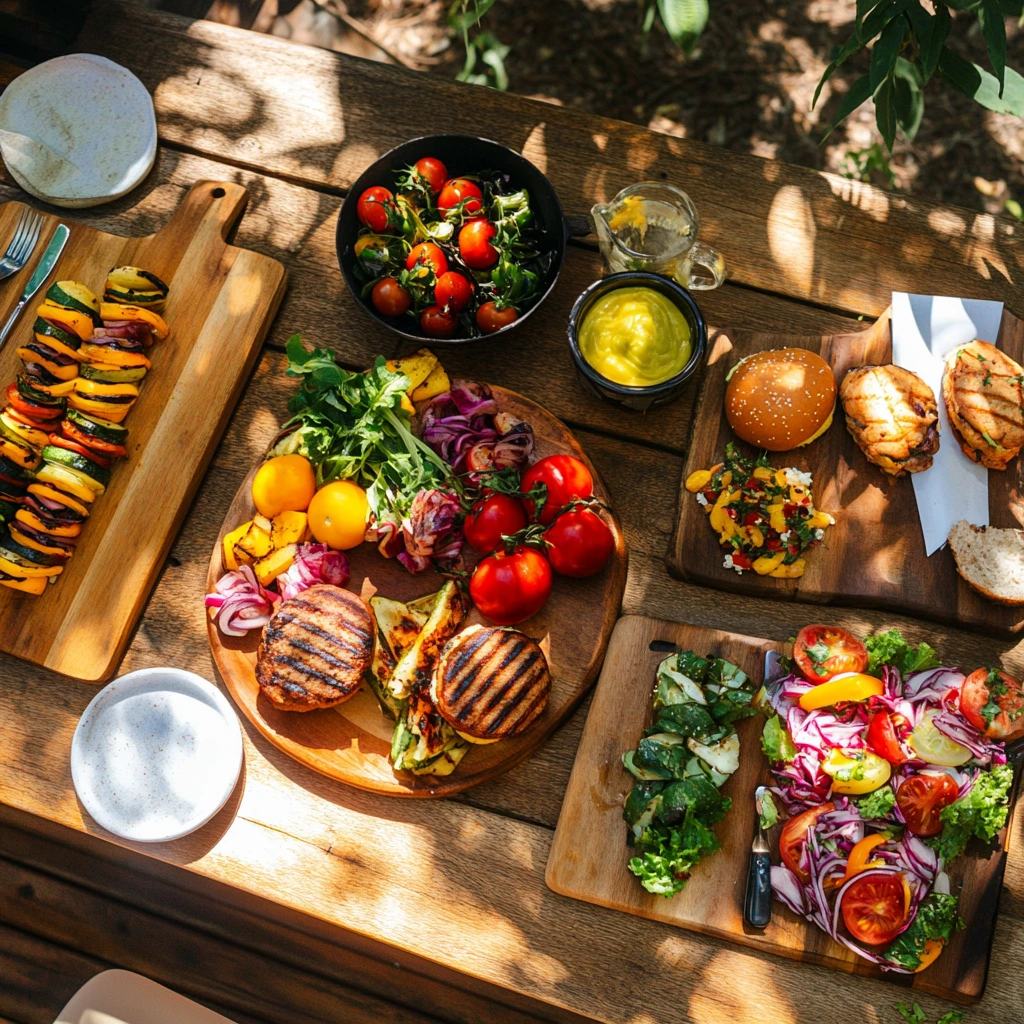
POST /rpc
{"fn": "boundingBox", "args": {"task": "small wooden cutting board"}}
[0,181,286,681]
[546,615,1013,1003]
[667,308,1024,634]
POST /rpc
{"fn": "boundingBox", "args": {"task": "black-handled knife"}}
[744,785,773,928]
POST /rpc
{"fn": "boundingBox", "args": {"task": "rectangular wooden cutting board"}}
[667,309,1024,634]
[0,181,286,681]
[546,615,1013,1003]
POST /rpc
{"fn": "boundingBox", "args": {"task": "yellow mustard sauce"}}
[579,286,691,387]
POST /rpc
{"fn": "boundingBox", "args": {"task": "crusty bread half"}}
[947,519,1024,605]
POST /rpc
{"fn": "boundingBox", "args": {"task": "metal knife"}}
[0,223,70,352]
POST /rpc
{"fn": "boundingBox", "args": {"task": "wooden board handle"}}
[156,180,249,244]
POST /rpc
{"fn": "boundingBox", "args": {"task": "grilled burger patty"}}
[431,624,550,741]
[256,584,374,712]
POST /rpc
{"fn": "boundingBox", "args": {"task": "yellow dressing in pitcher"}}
[579,287,691,387]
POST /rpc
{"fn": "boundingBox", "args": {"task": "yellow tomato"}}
[307,480,369,551]
[798,672,883,711]
[908,708,972,767]
[251,455,316,518]
[822,748,891,795]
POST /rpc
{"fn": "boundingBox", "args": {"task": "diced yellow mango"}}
[770,507,788,533]
[271,510,309,548]
[386,349,438,392]
[753,552,786,575]
[806,510,833,530]
[254,543,298,586]
[789,486,807,503]
[708,490,732,533]
[235,519,273,560]
[721,471,733,487]
[718,517,739,541]
[223,521,252,571]
[745,525,764,548]
[254,514,273,534]
[410,362,450,402]
[685,469,711,493]
[774,470,788,488]
[753,467,773,481]
[770,558,805,578]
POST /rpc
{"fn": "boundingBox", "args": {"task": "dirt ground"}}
[215,0,1023,216]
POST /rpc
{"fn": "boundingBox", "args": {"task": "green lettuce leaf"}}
[864,629,941,677]
[884,893,962,971]
[855,786,896,819]
[761,714,797,762]
[628,812,721,897]
[934,763,1013,862]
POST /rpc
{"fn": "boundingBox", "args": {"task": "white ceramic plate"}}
[71,668,243,842]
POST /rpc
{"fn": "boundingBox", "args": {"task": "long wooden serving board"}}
[206,387,628,797]
[668,308,1024,634]
[546,615,1013,1003]
[0,182,286,681]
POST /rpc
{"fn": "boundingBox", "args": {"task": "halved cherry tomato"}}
[543,507,614,578]
[61,420,128,459]
[896,773,959,837]
[413,156,447,194]
[793,625,868,683]
[866,711,907,764]
[356,186,394,233]
[476,301,517,334]
[779,801,835,884]
[521,454,594,525]
[843,833,888,881]
[463,493,527,553]
[406,242,448,279]
[437,178,483,216]
[840,871,908,946]
[434,271,473,313]
[960,667,1024,741]
[371,277,412,318]
[47,435,112,470]
[458,218,499,270]
[419,305,457,337]
[798,673,883,712]
[469,545,552,625]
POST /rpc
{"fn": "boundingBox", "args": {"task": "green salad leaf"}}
[884,893,962,971]
[934,763,1013,862]
[855,786,896,820]
[864,629,941,677]
[758,789,779,830]
[761,714,797,762]
[628,813,722,896]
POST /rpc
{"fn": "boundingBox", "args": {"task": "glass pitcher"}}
[591,183,725,290]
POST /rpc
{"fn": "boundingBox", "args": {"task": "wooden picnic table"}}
[0,4,1022,1022]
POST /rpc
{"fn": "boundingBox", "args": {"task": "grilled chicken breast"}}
[840,364,939,476]
[431,625,550,742]
[256,584,374,712]
[943,341,1024,470]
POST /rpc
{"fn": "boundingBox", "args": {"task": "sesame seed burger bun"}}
[725,348,837,452]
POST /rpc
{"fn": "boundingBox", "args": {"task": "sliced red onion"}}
[277,543,350,601]
[205,564,279,637]
[932,710,1004,764]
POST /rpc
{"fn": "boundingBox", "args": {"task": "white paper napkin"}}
[890,292,1004,556]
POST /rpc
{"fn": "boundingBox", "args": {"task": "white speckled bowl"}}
[71,668,243,843]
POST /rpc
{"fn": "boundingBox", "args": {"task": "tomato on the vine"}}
[406,242,448,279]
[793,625,868,683]
[840,872,909,946]
[779,802,834,883]
[420,305,457,337]
[476,301,517,334]
[437,178,483,215]
[866,711,906,764]
[960,667,1024,741]
[459,218,499,270]
[896,773,959,836]
[371,277,411,318]
[463,493,527,553]
[521,454,594,525]
[414,157,447,194]
[544,507,614,577]
[357,186,394,232]
[470,545,552,626]
[434,271,474,313]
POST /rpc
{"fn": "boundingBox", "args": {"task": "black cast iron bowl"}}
[567,272,708,412]
[337,134,588,346]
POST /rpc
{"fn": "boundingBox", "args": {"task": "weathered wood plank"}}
[74,1,1023,318]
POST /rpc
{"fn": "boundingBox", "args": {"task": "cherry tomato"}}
[543,507,614,578]
[46,434,111,470]
[793,625,869,683]
[896,773,959,837]
[470,545,552,625]
[434,271,474,313]
[420,305,457,337]
[521,454,594,525]
[779,802,835,884]
[960,667,1024,741]
[437,178,483,215]
[356,186,394,232]
[840,872,908,946]
[371,277,411,318]
[406,242,448,279]
[414,156,447,193]
[476,301,518,334]
[866,712,907,764]
[458,218,499,270]
[463,493,528,553]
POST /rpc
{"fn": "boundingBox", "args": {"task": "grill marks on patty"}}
[435,625,551,739]
[256,584,374,711]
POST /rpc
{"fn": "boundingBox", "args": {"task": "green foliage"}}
[885,893,963,970]
[643,0,709,53]
[934,763,1013,861]
[855,785,897,819]
[448,1,509,90]
[841,142,897,186]
[863,628,940,676]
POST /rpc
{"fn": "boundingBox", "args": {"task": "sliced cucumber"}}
[46,281,101,325]
[41,445,111,488]
[65,409,128,444]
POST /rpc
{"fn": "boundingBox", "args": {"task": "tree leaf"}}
[874,73,898,151]
[813,32,868,108]
[893,56,925,138]
[821,73,874,142]
[939,45,1024,114]
[641,0,658,34]
[857,0,887,29]
[657,0,710,54]
[978,0,1007,95]
[870,15,908,90]
[860,0,908,42]
[910,1,951,81]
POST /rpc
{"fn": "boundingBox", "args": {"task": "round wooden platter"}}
[206,386,628,797]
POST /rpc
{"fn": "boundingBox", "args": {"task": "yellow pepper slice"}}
[843,833,887,881]
[914,939,945,973]
[800,672,883,711]
[685,469,711,492]
[753,552,785,574]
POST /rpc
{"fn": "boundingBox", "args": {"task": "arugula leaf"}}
[855,786,896,819]
[934,764,1013,862]
[885,893,962,971]
[761,715,797,762]
[628,813,722,896]
[896,1005,927,1024]
[865,629,941,677]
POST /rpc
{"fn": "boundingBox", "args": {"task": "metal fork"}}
[0,208,43,282]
